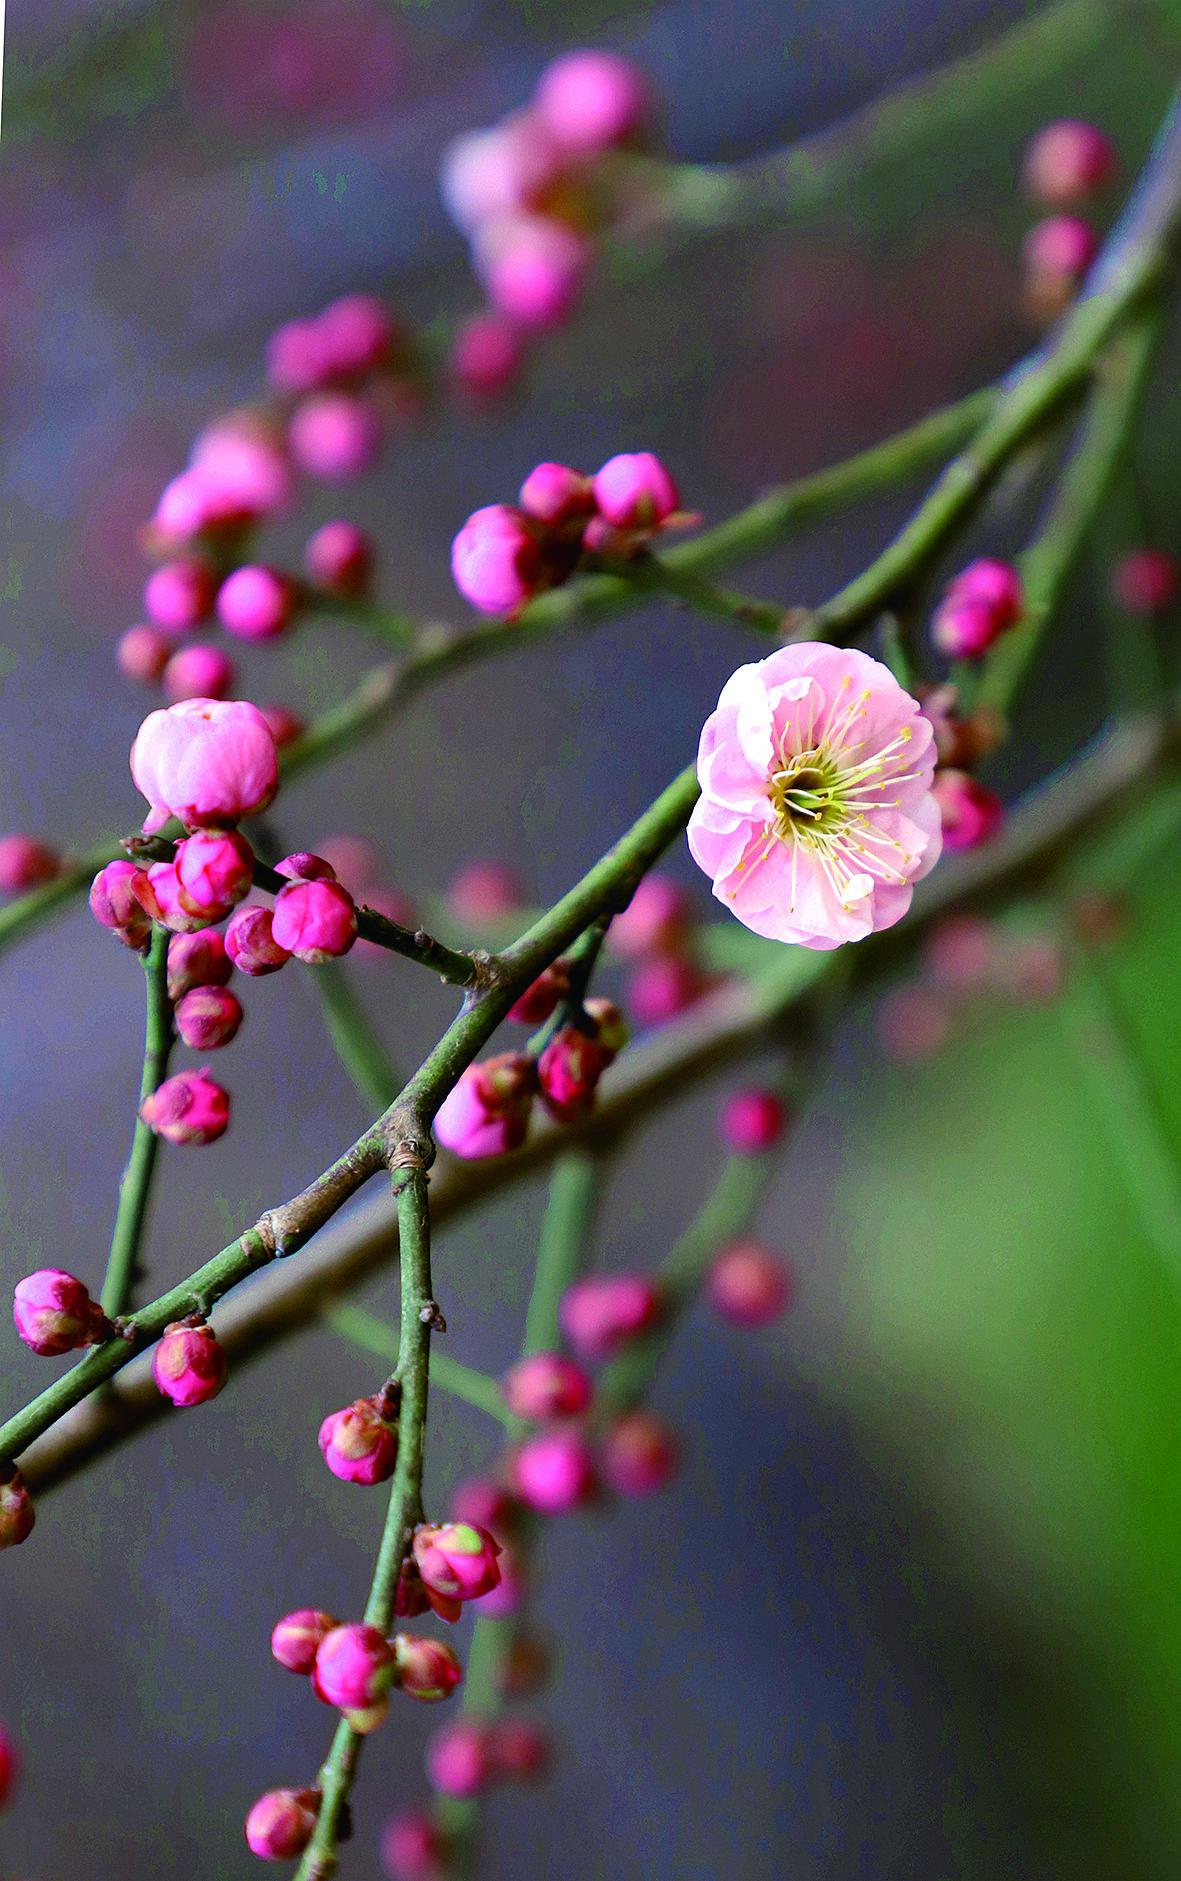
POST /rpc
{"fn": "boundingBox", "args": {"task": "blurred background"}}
[4,0,1181,1875]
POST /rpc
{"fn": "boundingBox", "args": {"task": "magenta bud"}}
[147,862,212,935]
[721,1088,788,1154]
[626,953,708,1029]
[305,521,374,597]
[317,292,402,378]
[506,959,572,1025]
[537,1019,615,1122]
[117,623,171,686]
[0,835,59,895]
[89,860,157,948]
[175,984,243,1050]
[451,503,546,618]
[448,859,524,923]
[932,770,1005,851]
[274,852,337,882]
[167,928,232,1001]
[508,1429,597,1514]
[610,874,692,958]
[0,1724,18,1808]
[131,697,278,836]
[488,1716,549,1781]
[559,1272,662,1360]
[393,1632,464,1703]
[318,1398,398,1486]
[314,1623,396,1710]
[449,312,524,405]
[1024,119,1116,207]
[153,1320,227,1405]
[535,48,651,155]
[449,1476,517,1534]
[0,1471,34,1551]
[144,559,216,631]
[599,1410,679,1497]
[426,1719,494,1798]
[140,1069,230,1145]
[270,1608,337,1674]
[380,1809,450,1881]
[163,643,236,704]
[519,461,595,533]
[435,1052,536,1160]
[477,213,590,332]
[290,393,382,482]
[935,558,1024,658]
[176,828,254,913]
[502,1352,591,1421]
[225,904,291,976]
[271,878,358,962]
[1024,214,1098,281]
[13,1268,108,1356]
[412,1522,502,1602]
[259,704,305,748]
[245,1787,319,1862]
[216,565,298,642]
[592,452,679,534]
[708,1241,795,1328]
[931,598,1001,660]
[1111,548,1180,615]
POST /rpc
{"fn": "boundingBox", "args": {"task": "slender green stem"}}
[603,556,785,634]
[520,1152,601,1362]
[100,930,175,1320]
[311,964,401,1112]
[304,588,419,651]
[325,1302,510,1425]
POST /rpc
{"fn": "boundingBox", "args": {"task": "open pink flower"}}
[687,644,941,949]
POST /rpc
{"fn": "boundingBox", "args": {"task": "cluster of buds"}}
[876,906,1079,1063]
[1020,119,1116,321]
[451,452,689,618]
[916,681,1006,856]
[442,49,653,395]
[425,1714,550,1803]
[610,873,712,1029]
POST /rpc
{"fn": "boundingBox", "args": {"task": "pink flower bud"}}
[440,115,561,234]
[153,1320,227,1405]
[626,954,708,1029]
[449,1476,517,1535]
[245,1787,319,1861]
[275,852,337,882]
[318,1397,398,1485]
[435,1053,537,1160]
[0,835,59,894]
[259,704,305,748]
[0,1470,34,1550]
[559,1272,661,1360]
[448,859,524,923]
[412,1522,502,1601]
[488,1716,549,1780]
[89,860,156,948]
[1111,548,1179,615]
[592,452,679,534]
[932,770,1004,851]
[13,1268,107,1355]
[305,521,374,597]
[167,927,232,1001]
[131,697,279,834]
[476,214,591,331]
[931,598,1001,660]
[191,415,294,519]
[610,874,691,958]
[923,913,994,990]
[270,1608,337,1674]
[392,1633,464,1703]
[152,468,251,543]
[144,559,216,631]
[506,960,572,1025]
[1024,214,1097,281]
[1024,119,1116,207]
[451,504,547,619]
[509,1429,597,1513]
[946,558,1024,627]
[997,934,1066,1007]
[535,49,651,154]
[267,317,332,393]
[175,984,243,1050]
[599,1410,679,1497]
[290,393,381,482]
[876,986,951,1062]
[708,1241,794,1327]
[721,1087,788,1154]
[449,313,524,404]
[314,1623,396,1710]
[163,643,236,704]
[0,1724,18,1808]
[537,1017,617,1121]
[426,1719,494,1798]
[380,1810,450,1881]
[502,1352,591,1420]
[226,904,291,976]
[318,293,402,379]
[395,1557,461,1625]
[216,566,298,642]
[147,862,211,934]
[519,462,595,534]
[176,828,254,913]
[117,624,172,685]
[271,878,358,962]
[140,1069,230,1145]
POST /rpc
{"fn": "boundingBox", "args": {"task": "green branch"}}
[100,929,174,1321]
[325,1301,509,1426]
[308,964,402,1113]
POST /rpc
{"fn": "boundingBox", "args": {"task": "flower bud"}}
[270,1608,337,1674]
[305,521,374,597]
[271,878,358,962]
[275,852,337,882]
[167,927,232,1001]
[923,913,994,990]
[476,214,590,332]
[932,770,1004,851]
[144,558,216,630]
[435,1053,536,1159]
[175,985,243,1050]
[506,960,572,1025]
[707,1242,794,1327]
[13,1268,108,1355]
[318,292,402,378]
[216,565,298,641]
[626,954,708,1028]
[518,462,594,534]
[535,48,650,154]
[0,834,59,894]
[290,393,381,482]
[559,1272,661,1360]
[599,1410,679,1497]
[314,1623,396,1710]
[89,860,157,948]
[448,859,523,924]
[1023,119,1116,207]
[449,1476,517,1534]
[412,1522,502,1602]
[0,1723,18,1808]
[395,1557,461,1626]
[508,1429,597,1514]
[426,1719,494,1798]
[592,452,679,534]
[537,1016,617,1121]
[140,1069,230,1145]
[449,313,523,405]
[451,504,546,618]
[380,1810,450,1881]
[441,114,560,234]
[720,1088,788,1154]
[393,1633,464,1703]
[117,623,171,685]
[226,904,291,976]
[488,1717,549,1781]
[933,559,1023,659]
[0,1470,34,1550]
[502,1352,591,1421]
[147,862,212,934]
[1111,548,1179,615]
[176,828,254,913]
[163,643,235,703]
[1024,214,1097,282]
[131,697,278,835]
[153,1321,227,1405]
[318,1397,398,1486]
[610,874,691,958]
[245,1787,319,1862]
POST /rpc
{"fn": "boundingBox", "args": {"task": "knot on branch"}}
[383,1108,435,1186]
[419,1300,447,1333]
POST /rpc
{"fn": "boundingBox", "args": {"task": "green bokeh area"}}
[836,781,1181,1876]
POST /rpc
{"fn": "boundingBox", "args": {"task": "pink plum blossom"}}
[1023,120,1116,206]
[89,860,156,948]
[318,1397,398,1485]
[435,1052,536,1158]
[451,503,546,617]
[175,828,254,912]
[166,927,232,1001]
[931,770,1004,850]
[502,1351,591,1420]
[412,1522,502,1602]
[216,565,297,641]
[174,985,243,1050]
[707,1242,794,1327]
[426,1718,495,1798]
[686,644,942,948]
[305,520,373,596]
[1024,214,1098,281]
[592,451,679,533]
[146,861,211,934]
[721,1088,789,1154]
[509,1429,597,1513]
[609,874,691,958]
[314,1623,396,1710]
[289,392,382,481]
[380,1810,450,1881]
[144,559,215,631]
[598,1410,679,1497]
[559,1272,661,1359]
[475,214,591,330]
[131,698,279,835]
[449,313,524,403]
[440,114,561,234]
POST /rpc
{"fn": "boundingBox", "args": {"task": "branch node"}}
[418,1301,447,1332]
